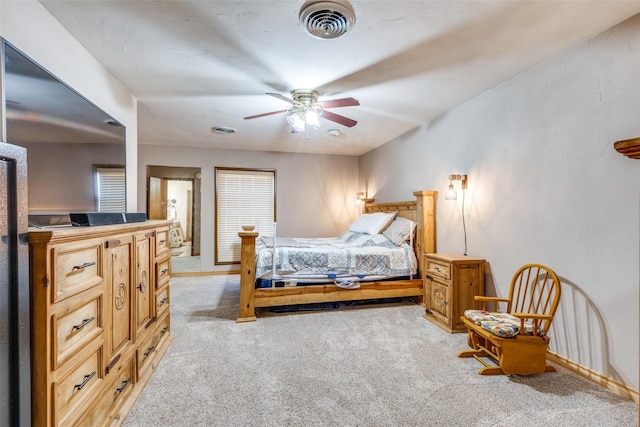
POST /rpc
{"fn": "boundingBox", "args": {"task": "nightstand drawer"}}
[426,259,451,282]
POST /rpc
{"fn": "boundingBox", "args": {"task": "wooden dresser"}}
[29,220,173,427]
[423,253,485,333]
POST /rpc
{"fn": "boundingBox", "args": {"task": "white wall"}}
[138,145,360,272]
[360,15,640,390]
[0,0,138,211]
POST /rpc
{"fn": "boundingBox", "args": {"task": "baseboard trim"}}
[172,269,240,277]
[547,350,638,404]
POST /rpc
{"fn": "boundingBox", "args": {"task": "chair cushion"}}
[464,309,536,338]
[479,320,521,338]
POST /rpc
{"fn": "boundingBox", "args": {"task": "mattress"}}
[254,231,417,281]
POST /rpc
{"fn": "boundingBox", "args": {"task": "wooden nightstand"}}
[423,253,485,333]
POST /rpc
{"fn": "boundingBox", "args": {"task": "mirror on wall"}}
[2,39,126,225]
[147,166,202,274]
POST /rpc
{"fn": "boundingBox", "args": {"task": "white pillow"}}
[349,212,396,235]
[382,216,416,245]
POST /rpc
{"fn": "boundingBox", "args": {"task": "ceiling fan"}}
[244,89,360,132]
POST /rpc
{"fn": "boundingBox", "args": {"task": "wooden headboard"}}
[363,190,437,279]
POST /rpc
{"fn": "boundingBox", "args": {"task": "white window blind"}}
[216,168,275,264]
[95,167,126,212]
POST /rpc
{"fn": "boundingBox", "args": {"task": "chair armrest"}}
[512,313,554,336]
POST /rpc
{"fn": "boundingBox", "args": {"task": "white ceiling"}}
[39,1,640,156]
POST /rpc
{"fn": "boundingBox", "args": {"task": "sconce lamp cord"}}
[462,188,468,256]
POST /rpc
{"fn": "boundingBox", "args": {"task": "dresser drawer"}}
[53,243,103,303]
[156,286,170,317]
[137,315,171,380]
[53,295,103,369]
[426,259,451,282]
[155,228,170,257]
[156,259,171,288]
[53,348,103,426]
[156,314,171,345]
[136,328,160,378]
[77,357,135,427]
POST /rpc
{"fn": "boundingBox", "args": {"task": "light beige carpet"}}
[123,275,638,427]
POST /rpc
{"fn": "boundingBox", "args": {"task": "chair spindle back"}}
[507,264,561,333]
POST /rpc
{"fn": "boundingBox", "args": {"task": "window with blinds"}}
[94,166,126,212]
[215,168,275,264]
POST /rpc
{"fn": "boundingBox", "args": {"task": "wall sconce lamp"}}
[445,174,468,200]
[355,191,374,206]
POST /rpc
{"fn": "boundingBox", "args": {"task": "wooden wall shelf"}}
[614,138,640,159]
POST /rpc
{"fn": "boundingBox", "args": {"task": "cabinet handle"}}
[73,371,96,391]
[104,239,121,248]
[158,297,167,307]
[144,346,155,357]
[106,354,121,374]
[71,316,95,331]
[160,268,169,275]
[116,378,131,394]
[72,261,95,271]
[158,239,166,244]
[160,326,168,335]
[137,282,146,292]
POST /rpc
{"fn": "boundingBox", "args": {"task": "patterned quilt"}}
[255,231,417,279]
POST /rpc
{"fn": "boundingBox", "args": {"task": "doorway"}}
[147,166,201,272]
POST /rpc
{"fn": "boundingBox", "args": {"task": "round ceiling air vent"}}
[299,0,356,40]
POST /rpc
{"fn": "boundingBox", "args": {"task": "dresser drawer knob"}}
[158,297,168,307]
[144,346,155,357]
[72,261,95,271]
[71,316,95,331]
[73,371,96,391]
[160,326,168,335]
[160,268,169,275]
[116,378,131,394]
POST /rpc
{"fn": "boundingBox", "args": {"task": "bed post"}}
[413,190,437,280]
[237,228,259,322]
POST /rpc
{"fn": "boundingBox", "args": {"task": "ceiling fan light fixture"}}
[305,110,320,127]
[299,0,356,40]
[286,112,306,132]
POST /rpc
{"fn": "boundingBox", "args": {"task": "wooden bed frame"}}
[236,190,437,322]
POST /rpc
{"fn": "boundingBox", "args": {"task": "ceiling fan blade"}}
[266,92,294,104]
[244,109,289,120]
[322,110,357,128]
[318,97,360,109]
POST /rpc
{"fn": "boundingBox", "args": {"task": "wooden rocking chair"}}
[457,263,561,376]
